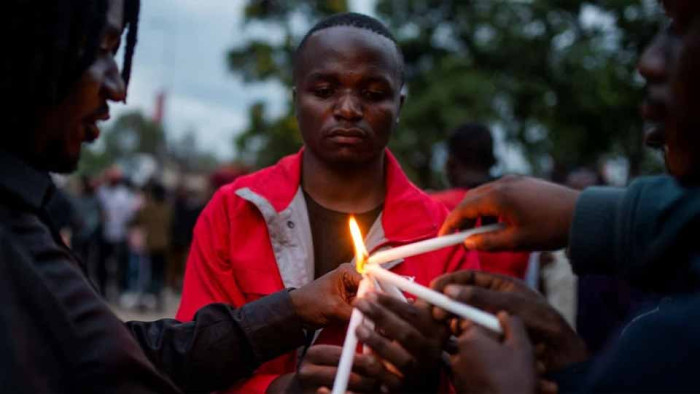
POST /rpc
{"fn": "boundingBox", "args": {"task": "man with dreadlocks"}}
[0,1,366,392]
[176,12,480,393]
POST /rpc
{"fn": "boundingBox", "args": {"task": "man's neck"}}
[301,150,385,213]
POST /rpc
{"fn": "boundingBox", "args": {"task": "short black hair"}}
[448,123,497,170]
[293,12,404,84]
[2,0,140,130]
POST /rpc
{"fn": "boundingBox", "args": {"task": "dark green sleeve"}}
[569,186,625,276]
[569,176,700,291]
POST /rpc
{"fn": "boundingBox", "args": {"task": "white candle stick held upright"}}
[332,218,372,394]
[332,276,371,394]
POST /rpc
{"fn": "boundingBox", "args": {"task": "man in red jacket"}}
[432,123,530,279]
[177,12,479,393]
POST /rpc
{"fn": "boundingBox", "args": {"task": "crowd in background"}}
[50,166,248,312]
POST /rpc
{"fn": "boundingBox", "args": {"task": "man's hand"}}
[289,345,401,393]
[354,292,449,393]
[438,176,580,252]
[451,312,536,394]
[432,270,587,372]
[290,263,361,329]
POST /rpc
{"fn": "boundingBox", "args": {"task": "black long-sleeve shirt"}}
[0,151,306,393]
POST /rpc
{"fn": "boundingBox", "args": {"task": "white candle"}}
[367,224,504,266]
[365,264,502,334]
[332,276,372,394]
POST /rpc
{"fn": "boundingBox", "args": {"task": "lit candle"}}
[367,224,505,266]
[364,264,502,334]
[332,218,371,394]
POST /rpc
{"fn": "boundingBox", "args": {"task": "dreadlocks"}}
[2,0,140,131]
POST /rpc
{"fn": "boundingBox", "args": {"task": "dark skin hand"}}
[290,263,362,330]
[451,312,536,394]
[431,270,588,373]
[287,344,400,394]
[354,292,449,393]
[438,176,580,252]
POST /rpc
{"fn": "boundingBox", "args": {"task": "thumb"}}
[464,227,518,252]
[499,312,529,348]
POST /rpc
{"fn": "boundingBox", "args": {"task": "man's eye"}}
[363,90,386,101]
[314,87,334,98]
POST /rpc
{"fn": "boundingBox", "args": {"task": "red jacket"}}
[177,149,480,393]
[431,188,530,279]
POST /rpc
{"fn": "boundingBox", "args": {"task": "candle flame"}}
[349,216,369,273]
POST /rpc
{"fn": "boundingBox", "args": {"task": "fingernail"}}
[356,325,370,338]
[464,238,476,249]
[355,299,368,310]
[445,285,459,298]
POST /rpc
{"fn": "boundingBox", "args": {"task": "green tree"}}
[78,110,166,175]
[228,0,664,187]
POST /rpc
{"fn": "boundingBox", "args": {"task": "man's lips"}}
[327,128,367,144]
[641,100,667,148]
[83,106,111,143]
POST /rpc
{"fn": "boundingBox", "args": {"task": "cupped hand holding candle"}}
[332,218,505,394]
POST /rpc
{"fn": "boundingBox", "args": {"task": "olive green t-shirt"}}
[303,191,382,278]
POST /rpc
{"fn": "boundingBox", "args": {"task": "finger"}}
[444,285,518,315]
[459,318,500,341]
[464,226,519,252]
[539,379,559,394]
[356,324,416,373]
[439,188,499,235]
[430,270,478,293]
[432,305,450,322]
[374,293,435,334]
[353,354,402,391]
[499,312,530,349]
[298,364,345,389]
[305,345,343,365]
[355,297,427,358]
[340,263,362,292]
[455,323,498,355]
[316,388,331,394]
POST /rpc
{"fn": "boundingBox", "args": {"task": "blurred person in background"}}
[168,184,204,292]
[71,175,103,284]
[133,181,172,311]
[432,123,530,279]
[97,166,136,296]
[0,1,370,392]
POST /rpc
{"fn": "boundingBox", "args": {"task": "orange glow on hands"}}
[349,216,369,273]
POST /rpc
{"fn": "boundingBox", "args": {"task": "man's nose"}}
[334,93,363,121]
[104,67,126,102]
[638,35,669,83]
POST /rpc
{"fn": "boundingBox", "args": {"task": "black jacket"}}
[0,151,306,393]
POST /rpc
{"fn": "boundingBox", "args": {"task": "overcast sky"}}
[104,0,376,160]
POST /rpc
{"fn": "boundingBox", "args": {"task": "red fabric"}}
[431,188,530,279]
[177,149,480,393]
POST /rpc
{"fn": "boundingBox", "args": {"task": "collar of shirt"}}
[0,150,54,210]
